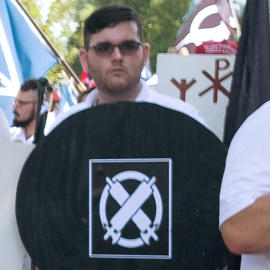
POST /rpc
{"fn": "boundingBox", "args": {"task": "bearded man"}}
[11,79,52,144]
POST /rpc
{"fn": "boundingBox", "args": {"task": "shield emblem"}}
[16,102,229,269]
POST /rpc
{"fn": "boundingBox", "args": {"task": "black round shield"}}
[16,102,229,270]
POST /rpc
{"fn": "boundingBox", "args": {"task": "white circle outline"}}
[99,170,163,248]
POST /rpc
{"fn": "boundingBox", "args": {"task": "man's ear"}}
[79,48,89,72]
[142,43,150,66]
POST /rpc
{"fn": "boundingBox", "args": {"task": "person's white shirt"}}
[10,127,34,144]
[219,100,270,270]
[0,108,12,142]
[47,80,207,134]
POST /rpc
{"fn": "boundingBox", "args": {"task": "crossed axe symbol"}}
[104,176,158,245]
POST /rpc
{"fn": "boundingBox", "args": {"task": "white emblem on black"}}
[99,170,163,248]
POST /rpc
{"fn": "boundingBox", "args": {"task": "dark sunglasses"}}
[86,41,142,57]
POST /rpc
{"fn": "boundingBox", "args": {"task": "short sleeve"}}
[219,101,270,226]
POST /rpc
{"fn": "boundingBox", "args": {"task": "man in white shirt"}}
[48,5,206,132]
[219,100,270,269]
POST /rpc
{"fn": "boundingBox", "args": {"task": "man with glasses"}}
[11,79,53,144]
[49,4,206,131]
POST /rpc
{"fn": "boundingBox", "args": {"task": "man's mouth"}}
[111,68,124,73]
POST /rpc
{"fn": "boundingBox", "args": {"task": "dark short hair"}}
[20,79,53,93]
[83,5,143,48]
[20,79,38,92]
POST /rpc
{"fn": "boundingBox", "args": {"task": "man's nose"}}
[111,46,122,58]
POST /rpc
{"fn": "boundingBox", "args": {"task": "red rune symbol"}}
[199,59,233,103]
[171,78,196,101]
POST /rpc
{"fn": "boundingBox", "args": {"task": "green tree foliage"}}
[145,0,190,71]
[21,0,192,77]
[46,0,96,78]
[88,0,190,71]
[20,0,42,25]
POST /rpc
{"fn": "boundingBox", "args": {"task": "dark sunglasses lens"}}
[120,41,140,54]
[95,43,114,56]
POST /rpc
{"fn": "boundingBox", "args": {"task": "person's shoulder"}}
[250,100,270,121]
[46,102,90,135]
[10,126,27,143]
[147,90,207,127]
[150,90,189,108]
[232,100,270,143]
[246,100,270,124]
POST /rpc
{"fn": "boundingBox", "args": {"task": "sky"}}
[36,0,53,21]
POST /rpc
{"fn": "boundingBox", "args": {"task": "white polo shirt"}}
[47,79,207,133]
[219,100,270,270]
[10,127,34,144]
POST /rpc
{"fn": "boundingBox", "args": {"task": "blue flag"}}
[57,83,77,114]
[0,0,58,124]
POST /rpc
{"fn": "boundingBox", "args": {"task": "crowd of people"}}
[0,3,269,270]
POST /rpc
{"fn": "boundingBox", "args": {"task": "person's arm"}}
[221,194,270,255]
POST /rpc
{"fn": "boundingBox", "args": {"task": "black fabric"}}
[223,0,270,147]
[16,102,229,270]
[33,111,47,144]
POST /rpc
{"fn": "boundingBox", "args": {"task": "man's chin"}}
[109,76,126,85]
[108,82,129,93]
[13,119,30,128]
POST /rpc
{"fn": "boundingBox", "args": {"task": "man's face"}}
[79,21,150,100]
[13,89,38,127]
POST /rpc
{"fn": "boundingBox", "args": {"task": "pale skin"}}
[13,89,38,139]
[79,21,150,105]
[220,194,270,255]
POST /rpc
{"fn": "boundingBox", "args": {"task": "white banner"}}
[156,54,235,140]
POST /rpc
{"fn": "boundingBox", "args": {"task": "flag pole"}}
[229,0,241,38]
[15,0,86,92]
